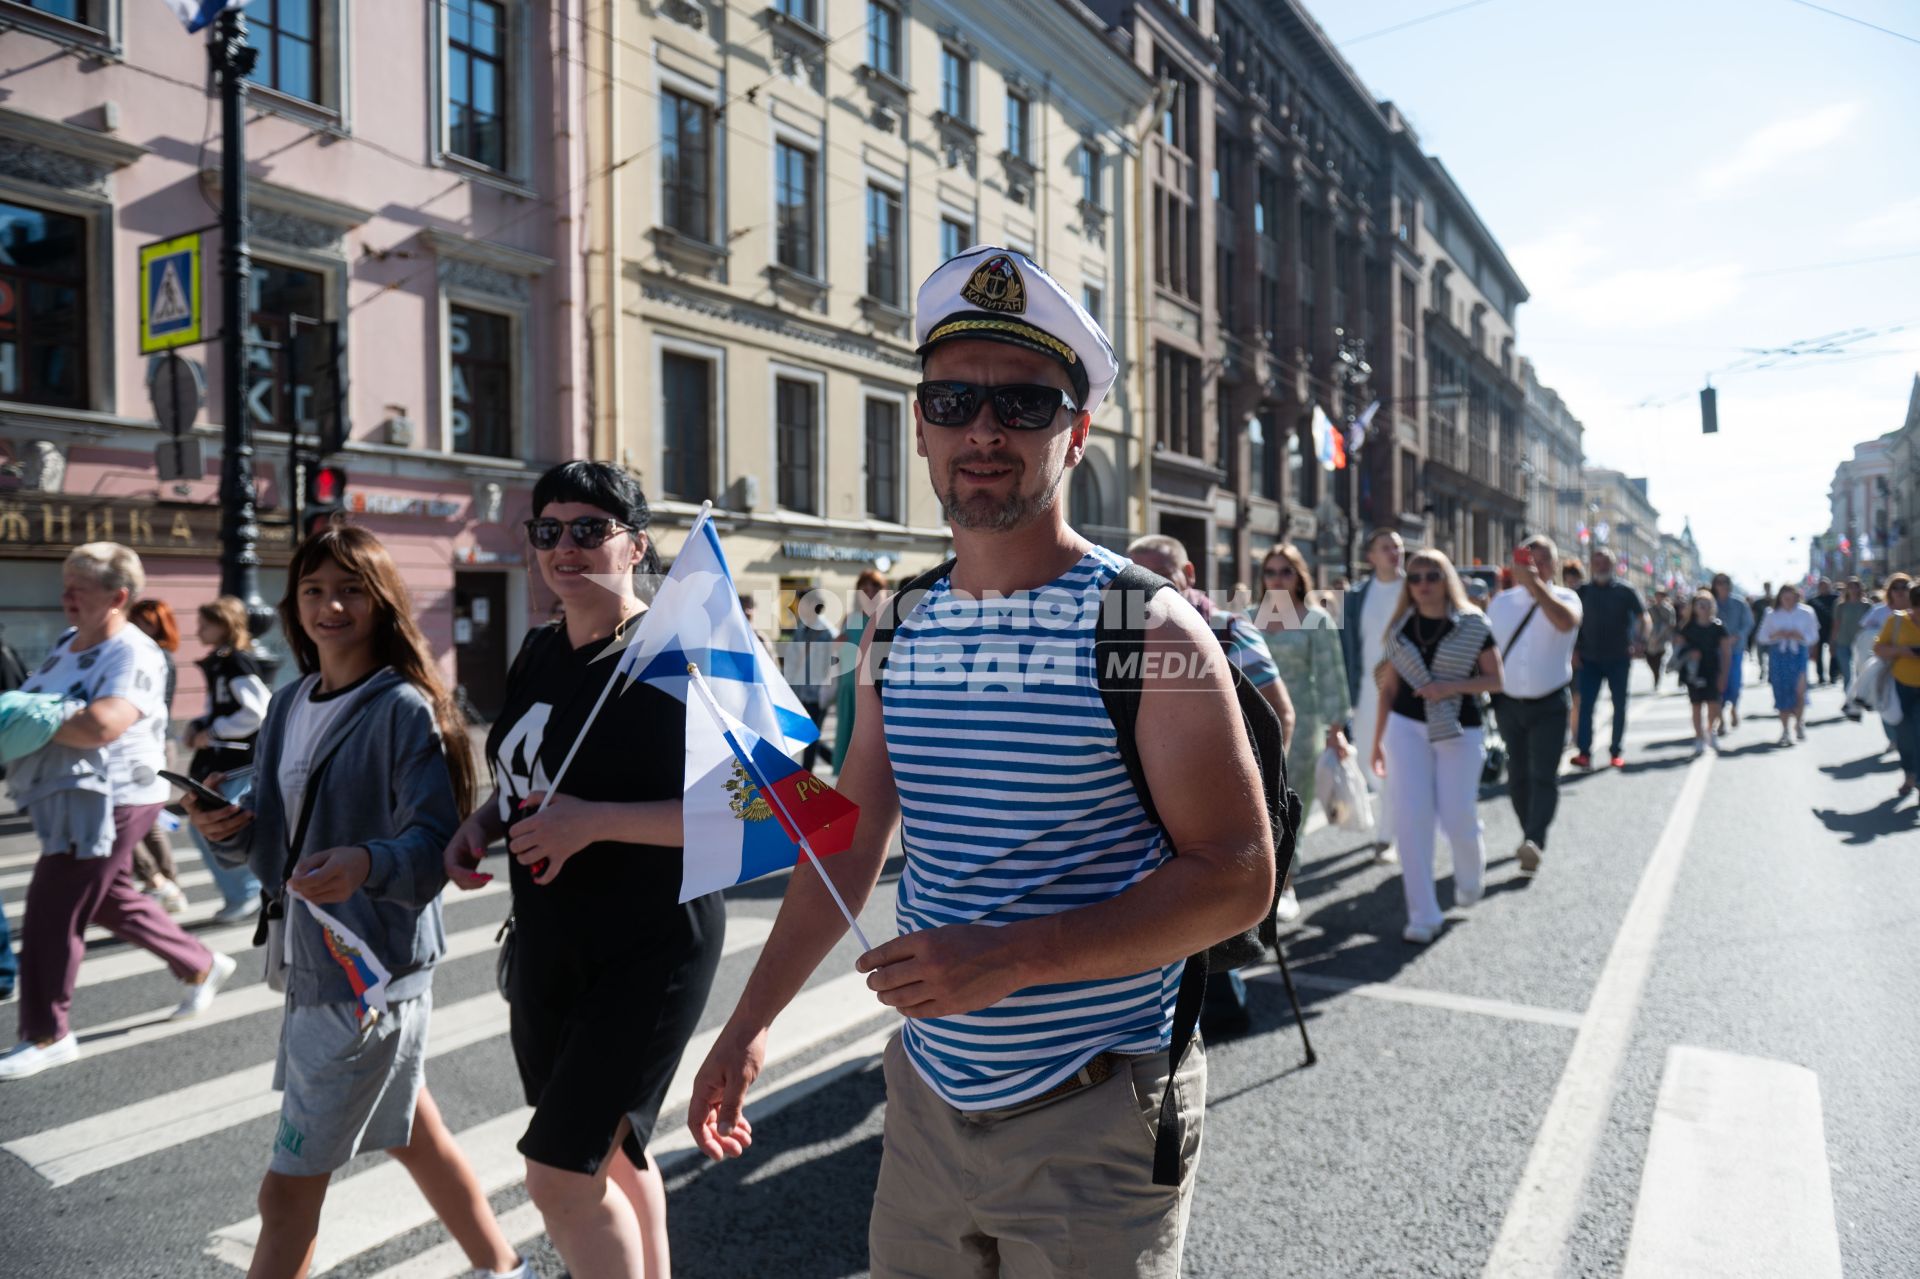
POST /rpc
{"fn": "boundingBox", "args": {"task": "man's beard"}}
[940,456,1063,531]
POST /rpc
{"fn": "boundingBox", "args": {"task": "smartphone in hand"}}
[159,770,237,812]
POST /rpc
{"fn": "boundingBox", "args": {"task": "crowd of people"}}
[1,244,1917,1279]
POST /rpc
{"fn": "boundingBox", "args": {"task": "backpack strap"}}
[867,557,957,691]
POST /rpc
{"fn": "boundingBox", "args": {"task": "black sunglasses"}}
[1408,570,1446,585]
[916,380,1078,431]
[524,516,636,552]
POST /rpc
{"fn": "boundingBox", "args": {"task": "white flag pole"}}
[536,501,714,815]
[686,663,873,953]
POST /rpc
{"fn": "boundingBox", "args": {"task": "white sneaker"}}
[153,878,188,915]
[213,898,260,926]
[1374,842,1400,865]
[1274,887,1301,923]
[467,1259,537,1279]
[173,952,237,1020]
[1455,885,1483,909]
[1516,840,1543,876]
[1795,724,1807,741]
[0,1034,79,1080]
[1778,730,1793,746]
[1402,923,1437,944]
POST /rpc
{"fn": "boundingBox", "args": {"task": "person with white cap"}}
[687,247,1273,1277]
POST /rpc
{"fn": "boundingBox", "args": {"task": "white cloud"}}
[1512,227,1744,330]
[1842,195,1920,250]
[1695,102,1862,197]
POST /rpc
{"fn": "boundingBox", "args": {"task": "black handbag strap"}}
[250,691,377,946]
[1502,601,1540,661]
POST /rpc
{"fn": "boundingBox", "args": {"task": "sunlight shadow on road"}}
[1810,800,1919,846]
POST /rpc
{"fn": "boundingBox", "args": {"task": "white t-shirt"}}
[1359,573,1403,675]
[1487,585,1584,699]
[1757,604,1820,651]
[276,672,381,829]
[21,624,170,806]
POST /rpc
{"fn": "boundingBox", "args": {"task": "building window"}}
[1005,91,1030,161]
[13,0,101,25]
[1156,61,1195,155]
[1286,422,1306,505]
[446,0,508,171]
[776,376,818,514]
[246,260,329,434]
[939,215,970,262]
[245,0,320,103]
[448,305,513,458]
[0,199,88,410]
[661,351,715,503]
[866,184,901,305]
[1155,344,1202,458]
[1077,144,1103,207]
[865,397,901,522]
[1249,415,1276,500]
[774,0,816,23]
[941,47,970,121]
[659,90,713,241]
[775,140,818,276]
[866,0,901,77]
[1082,283,1103,329]
[1401,448,1419,515]
[1070,463,1105,528]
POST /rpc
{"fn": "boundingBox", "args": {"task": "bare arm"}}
[51,696,140,749]
[1523,569,1579,632]
[1371,666,1400,776]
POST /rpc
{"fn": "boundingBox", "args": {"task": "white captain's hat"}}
[914,246,1119,418]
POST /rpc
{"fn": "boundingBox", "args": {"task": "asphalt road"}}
[1,665,1915,1277]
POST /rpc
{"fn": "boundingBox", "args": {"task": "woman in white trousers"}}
[1370,549,1505,944]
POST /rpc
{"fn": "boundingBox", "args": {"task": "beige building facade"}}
[1582,468,1662,594]
[584,0,1154,616]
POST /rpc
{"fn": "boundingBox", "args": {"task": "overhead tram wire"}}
[1783,0,1920,46]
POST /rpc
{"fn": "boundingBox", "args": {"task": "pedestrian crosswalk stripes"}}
[7,919,777,1188]
[204,964,897,1274]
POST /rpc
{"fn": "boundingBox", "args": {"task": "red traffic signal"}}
[307,463,347,507]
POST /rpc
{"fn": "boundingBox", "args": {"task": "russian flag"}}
[304,900,392,1026]
[681,689,858,903]
[608,506,819,755]
[1312,405,1345,471]
[160,0,246,33]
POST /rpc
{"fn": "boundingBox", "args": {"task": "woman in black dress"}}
[441,462,724,1278]
[1673,590,1732,755]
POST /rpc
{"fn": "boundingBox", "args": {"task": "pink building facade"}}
[0,0,589,721]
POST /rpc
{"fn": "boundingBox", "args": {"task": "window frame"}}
[654,334,727,508]
[940,46,972,123]
[861,388,908,525]
[658,84,716,243]
[439,291,528,461]
[0,0,123,57]
[432,0,529,187]
[1077,143,1104,209]
[241,251,342,445]
[864,179,904,307]
[772,133,822,279]
[1081,282,1104,331]
[769,362,826,516]
[0,192,96,413]
[1005,89,1031,162]
[865,0,902,79]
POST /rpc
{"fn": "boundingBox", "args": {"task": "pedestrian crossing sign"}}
[139,233,203,353]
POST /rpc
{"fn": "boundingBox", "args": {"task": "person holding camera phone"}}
[188,524,526,1279]
[1486,537,1582,878]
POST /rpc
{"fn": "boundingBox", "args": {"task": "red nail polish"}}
[473,873,493,885]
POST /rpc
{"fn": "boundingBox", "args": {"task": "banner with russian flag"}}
[680,678,859,903]
[1312,405,1346,471]
[605,505,818,755]
[304,900,392,1027]
[160,0,246,33]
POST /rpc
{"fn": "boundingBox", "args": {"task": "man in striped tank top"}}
[689,248,1275,1277]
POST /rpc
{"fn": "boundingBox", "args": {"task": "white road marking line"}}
[66,916,508,1061]
[205,964,898,1273]
[9,919,774,1187]
[1,855,209,892]
[1252,966,1583,1029]
[8,890,223,935]
[1621,1046,1842,1279]
[367,1025,898,1279]
[1481,753,1715,1278]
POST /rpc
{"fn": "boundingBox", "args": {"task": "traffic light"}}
[1700,385,1718,434]
[304,461,347,536]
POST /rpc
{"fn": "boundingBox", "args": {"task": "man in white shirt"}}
[1486,534,1582,876]
[1340,529,1405,861]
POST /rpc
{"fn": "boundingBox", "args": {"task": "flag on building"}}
[1312,405,1346,470]
[1347,400,1380,454]
[681,686,859,903]
[161,0,246,33]
[305,901,392,1027]
[608,506,819,754]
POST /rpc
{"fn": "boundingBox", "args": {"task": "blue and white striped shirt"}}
[881,546,1179,1110]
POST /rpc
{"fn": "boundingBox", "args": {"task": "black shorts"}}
[1686,681,1719,705]
[509,893,726,1175]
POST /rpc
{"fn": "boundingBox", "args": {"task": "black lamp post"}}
[1333,326,1372,578]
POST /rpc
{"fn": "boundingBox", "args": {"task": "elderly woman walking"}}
[1756,583,1820,745]
[0,544,235,1080]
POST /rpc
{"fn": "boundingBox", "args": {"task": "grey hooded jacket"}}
[208,668,457,1007]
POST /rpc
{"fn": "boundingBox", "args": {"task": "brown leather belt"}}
[1029,1051,1123,1105]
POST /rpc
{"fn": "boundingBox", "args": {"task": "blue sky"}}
[1323,0,1920,588]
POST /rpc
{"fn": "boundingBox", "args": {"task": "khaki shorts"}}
[868,1032,1206,1279]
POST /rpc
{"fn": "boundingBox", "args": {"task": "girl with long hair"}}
[1369,549,1504,944]
[127,598,188,912]
[1253,544,1351,823]
[183,596,272,922]
[189,525,523,1279]
[442,461,722,1278]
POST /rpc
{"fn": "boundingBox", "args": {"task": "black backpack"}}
[871,558,1303,1187]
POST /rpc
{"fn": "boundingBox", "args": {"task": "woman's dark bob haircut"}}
[530,460,663,578]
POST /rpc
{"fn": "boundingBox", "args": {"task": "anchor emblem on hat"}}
[960,253,1027,314]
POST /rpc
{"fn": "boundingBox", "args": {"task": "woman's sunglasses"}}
[916,381,1078,431]
[1408,570,1446,585]
[524,516,636,551]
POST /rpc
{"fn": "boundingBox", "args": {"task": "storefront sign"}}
[781,540,899,564]
[0,496,292,560]
[348,493,463,519]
